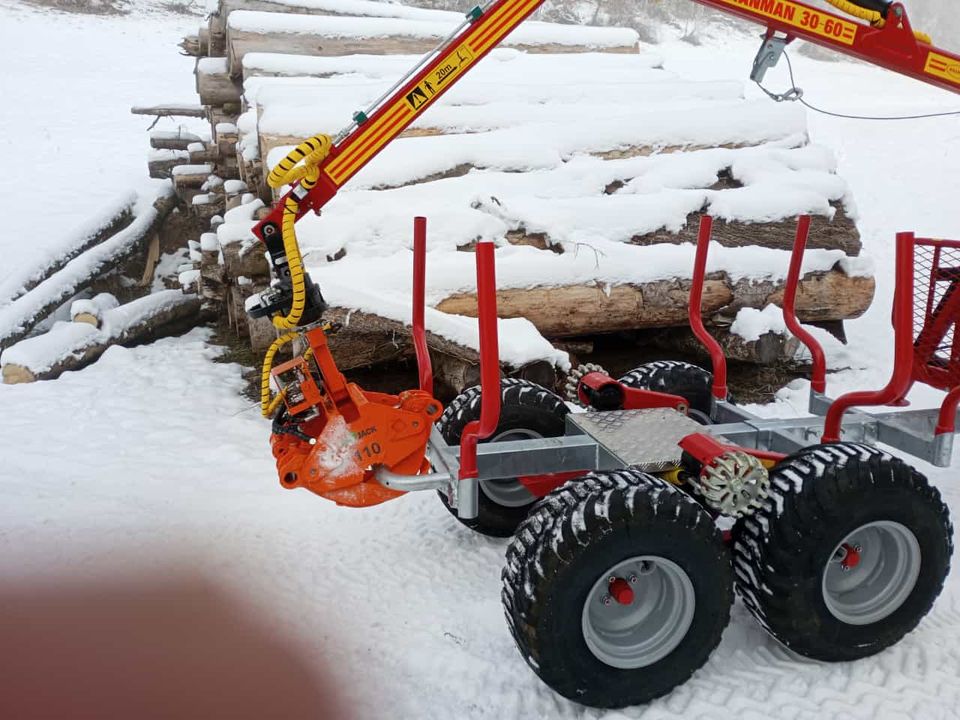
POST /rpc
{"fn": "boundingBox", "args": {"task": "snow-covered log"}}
[0,190,176,353]
[225,12,639,76]
[213,0,639,50]
[150,129,204,151]
[149,149,191,179]
[198,57,243,105]
[172,164,214,190]
[131,104,206,119]
[70,293,120,328]
[434,268,874,338]
[0,193,136,306]
[321,307,561,389]
[1,291,201,384]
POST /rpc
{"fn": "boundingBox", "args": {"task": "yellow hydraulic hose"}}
[261,332,298,416]
[823,0,932,44]
[260,134,333,417]
[265,134,333,331]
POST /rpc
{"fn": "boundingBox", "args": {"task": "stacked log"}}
[149,0,873,396]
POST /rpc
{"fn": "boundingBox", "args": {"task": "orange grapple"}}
[270,325,442,507]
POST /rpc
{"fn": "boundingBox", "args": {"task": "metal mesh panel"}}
[913,240,960,388]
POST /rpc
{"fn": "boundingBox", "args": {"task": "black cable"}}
[755,49,960,121]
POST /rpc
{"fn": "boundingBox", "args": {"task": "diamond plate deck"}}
[567,409,707,472]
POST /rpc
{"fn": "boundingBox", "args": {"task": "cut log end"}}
[1,364,37,385]
[72,312,101,327]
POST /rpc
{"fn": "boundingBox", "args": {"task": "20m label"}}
[405,43,475,110]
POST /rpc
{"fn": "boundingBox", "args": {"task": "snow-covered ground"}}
[2,3,960,718]
[0,0,205,302]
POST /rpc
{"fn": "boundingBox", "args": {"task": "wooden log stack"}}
[147,0,874,396]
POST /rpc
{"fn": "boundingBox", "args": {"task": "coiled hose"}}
[260,134,333,417]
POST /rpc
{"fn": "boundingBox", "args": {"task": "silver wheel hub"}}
[822,520,922,626]
[477,429,541,508]
[582,556,696,669]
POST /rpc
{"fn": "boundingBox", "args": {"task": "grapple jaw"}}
[269,326,442,507]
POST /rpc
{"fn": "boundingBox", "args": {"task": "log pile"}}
[129,0,875,396]
[0,188,204,383]
[1,291,200,384]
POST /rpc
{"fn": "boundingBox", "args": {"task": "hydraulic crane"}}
[244,0,960,708]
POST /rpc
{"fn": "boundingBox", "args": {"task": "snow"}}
[228,9,640,48]
[241,46,662,79]
[197,56,229,75]
[262,101,807,190]
[0,191,136,307]
[172,163,214,176]
[200,232,220,252]
[3,4,960,719]
[224,179,248,194]
[730,304,789,342]
[0,1,205,300]
[149,147,190,161]
[3,328,958,718]
[70,292,120,322]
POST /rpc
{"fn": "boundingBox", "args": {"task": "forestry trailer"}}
[245,0,960,708]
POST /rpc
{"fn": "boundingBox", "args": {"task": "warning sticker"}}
[924,51,960,86]
[326,42,477,186]
[404,43,475,111]
[714,0,858,45]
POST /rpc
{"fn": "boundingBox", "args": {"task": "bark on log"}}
[178,35,202,57]
[222,241,270,280]
[132,104,206,119]
[630,202,860,255]
[172,164,214,190]
[197,64,242,106]
[2,294,201,384]
[646,327,801,365]
[149,153,191,179]
[227,31,441,76]
[0,193,177,353]
[150,130,203,150]
[227,24,635,77]
[318,307,557,393]
[434,268,875,338]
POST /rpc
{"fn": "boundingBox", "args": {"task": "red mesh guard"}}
[912,239,960,391]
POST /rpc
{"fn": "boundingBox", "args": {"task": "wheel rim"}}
[476,429,541,508]
[581,556,696,669]
[821,520,922,626]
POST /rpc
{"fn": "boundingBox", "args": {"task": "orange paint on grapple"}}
[270,325,442,507]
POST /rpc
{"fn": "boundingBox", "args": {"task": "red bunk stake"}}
[783,215,827,394]
[459,242,502,480]
[412,217,433,395]
[689,216,728,400]
[823,233,917,442]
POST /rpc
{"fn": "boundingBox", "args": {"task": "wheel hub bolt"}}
[607,577,635,605]
[840,542,862,571]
